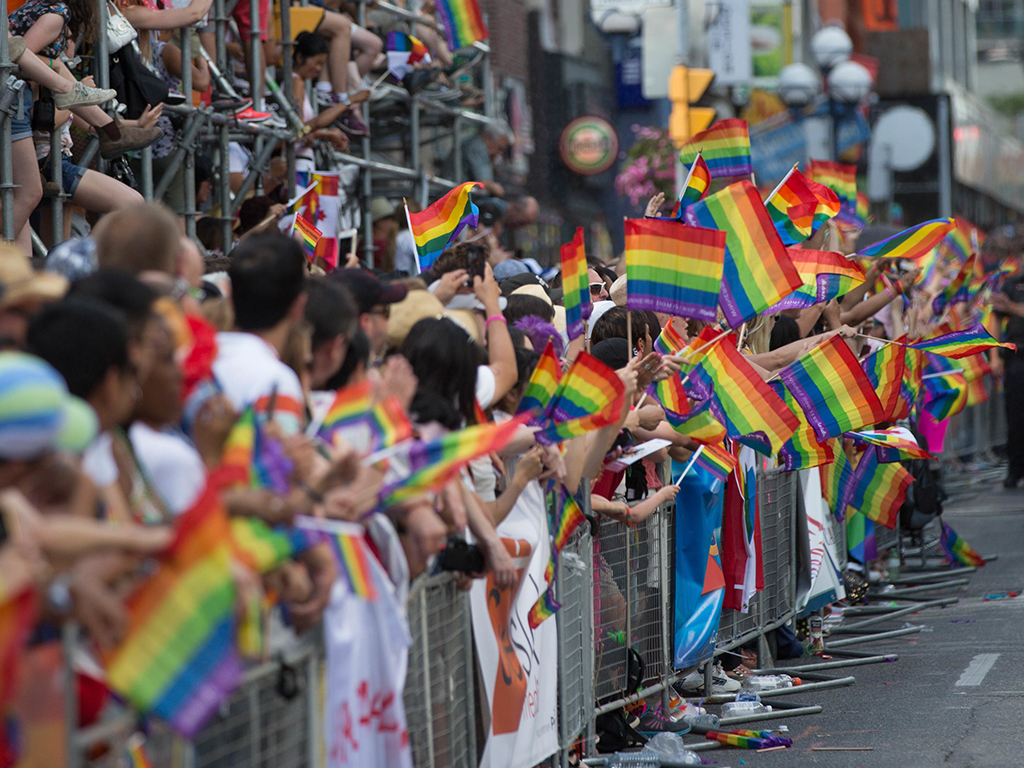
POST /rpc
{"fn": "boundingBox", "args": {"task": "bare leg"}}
[14,53,74,94]
[350,23,382,79]
[71,168,144,214]
[315,10,353,94]
[11,138,42,255]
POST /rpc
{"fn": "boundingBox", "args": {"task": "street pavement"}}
[702,470,1024,768]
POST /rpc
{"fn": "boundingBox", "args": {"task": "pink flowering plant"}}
[614,125,676,207]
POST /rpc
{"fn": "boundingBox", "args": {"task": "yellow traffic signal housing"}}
[668,66,716,145]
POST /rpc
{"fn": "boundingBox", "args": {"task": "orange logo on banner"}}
[702,536,726,595]
[486,538,532,735]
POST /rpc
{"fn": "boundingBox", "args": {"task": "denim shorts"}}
[11,88,32,143]
[40,155,86,198]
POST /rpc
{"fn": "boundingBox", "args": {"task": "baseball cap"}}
[493,259,531,282]
[332,268,408,314]
[0,352,98,459]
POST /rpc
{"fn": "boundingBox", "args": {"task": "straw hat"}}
[0,244,68,309]
[386,288,444,349]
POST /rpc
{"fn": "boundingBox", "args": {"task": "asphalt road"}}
[693,470,1024,768]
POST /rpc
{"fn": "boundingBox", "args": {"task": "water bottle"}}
[720,699,772,718]
[888,549,901,582]
[608,753,661,767]
[680,712,721,730]
[741,674,794,693]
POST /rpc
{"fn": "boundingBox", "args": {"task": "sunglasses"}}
[589,282,605,296]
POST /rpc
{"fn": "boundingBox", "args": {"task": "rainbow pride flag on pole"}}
[292,213,322,264]
[646,373,691,426]
[684,331,799,454]
[848,449,913,529]
[861,337,907,421]
[808,160,856,208]
[561,227,592,340]
[693,441,738,484]
[317,381,413,454]
[770,380,835,471]
[932,252,976,316]
[385,31,431,80]
[909,324,1016,359]
[778,335,886,441]
[653,321,687,356]
[435,0,488,50]
[624,217,726,322]
[666,154,712,218]
[820,443,855,521]
[940,522,986,567]
[407,182,481,270]
[764,166,841,245]
[685,181,803,327]
[378,415,528,507]
[673,398,728,445]
[533,352,626,445]
[678,118,752,179]
[855,218,955,262]
[528,485,586,628]
[517,338,562,419]
[767,248,867,312]
[847,426,933,462]
[103,486,243,737]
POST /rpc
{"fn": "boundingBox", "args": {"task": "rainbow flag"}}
[922,371,968,421]
[219,407,292,494]
[516,338,562,420]
[435,0,488,50]
[705,731,773,750]
[318,381,412,453]
[685,180,803,327]
[894,345,924,419]
[528,486,586,628]
[385,31,431,79]
[846,510,876,563]
[674,398,728,444]
[324,530,379,600]
[653,321,687,356]
[408,182,481,270]
[764,167,841,245]
[848,449,913,529]
[693,442,738,484]
[666,154,712,217]
[646,374,691,427]
[292,213,322,264]
[768,248,867,311]
[378,415,528,506]
[624,217,726,322]
[770,380,835,471]
[0,589,36,717]
[778,335,886,442]
[856,191,870,225]
[678,118,752,178]
[125,735,156,768]
[909,324,1016,359]
[561,227,592,340]
[103,486,242,737]
[820,443,855,521]
[847,426,933,462]
[940,522,985,567]
[940,217,980,263]
[855,218,955,262]
[533,352,626,445]
[683,331,799,454]
[861,337,907,421]
[808,160,856,207]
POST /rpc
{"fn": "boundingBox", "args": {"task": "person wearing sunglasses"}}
[589,266,610,301]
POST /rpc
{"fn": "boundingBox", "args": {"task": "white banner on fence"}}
[322,520,413,768]
[796,469,846,615]
[470,481,558,768]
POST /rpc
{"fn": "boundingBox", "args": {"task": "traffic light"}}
[668,66,716,146]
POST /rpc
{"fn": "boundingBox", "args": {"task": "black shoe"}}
[402,68,439,96]
[1004,473,1021,489]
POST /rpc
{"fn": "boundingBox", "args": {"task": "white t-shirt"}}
[476,364,496,410]
[394,229,417,276]
[128,423,207,516]
[82,431,118,487]
[212,332,307,435]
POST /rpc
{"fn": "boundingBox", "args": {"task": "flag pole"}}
[627,311,633,357]
[678,148,701,200]
[673,444,705,486]
[403,198,421,275]
[764,163,799,204]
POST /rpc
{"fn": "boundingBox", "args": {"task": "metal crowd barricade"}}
[403,573,477,768]
[555,526,595,765]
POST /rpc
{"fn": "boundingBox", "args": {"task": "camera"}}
[437,536,486,573]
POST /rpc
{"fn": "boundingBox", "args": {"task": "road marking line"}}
[956,653,1000,687]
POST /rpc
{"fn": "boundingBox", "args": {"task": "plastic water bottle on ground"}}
[741,674,794,693]
[608,752,661,767]
[680,712,721,730]
[720,694,772,718]
[888,549,901,582]
[641,732,704,765]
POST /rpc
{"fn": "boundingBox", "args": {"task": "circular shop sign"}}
[559,116,619,176]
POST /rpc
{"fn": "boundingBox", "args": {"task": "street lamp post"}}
[778,26,872,161]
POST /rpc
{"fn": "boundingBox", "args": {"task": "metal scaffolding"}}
[0,0,500,260]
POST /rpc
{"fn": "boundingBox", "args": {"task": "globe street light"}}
[777,62,820,107]
[811,26,853,71]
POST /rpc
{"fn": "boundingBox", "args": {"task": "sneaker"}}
[314,89,336,108]
[164,90,188,106]
[211,93,251,112]
[1004,473,1021,489]
[634,703,691,735]
[261,113,288,130]
[338,110,369,137]
[675,665,741,695]
[54,82,117,110]
[98,117,163,160]
[234,106,272,123]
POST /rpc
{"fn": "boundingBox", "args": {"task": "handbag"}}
[109,43,169,119]
[106,2,137,53]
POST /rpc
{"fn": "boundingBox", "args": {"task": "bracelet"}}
[883,285,894,299]
[486,314,507,327]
